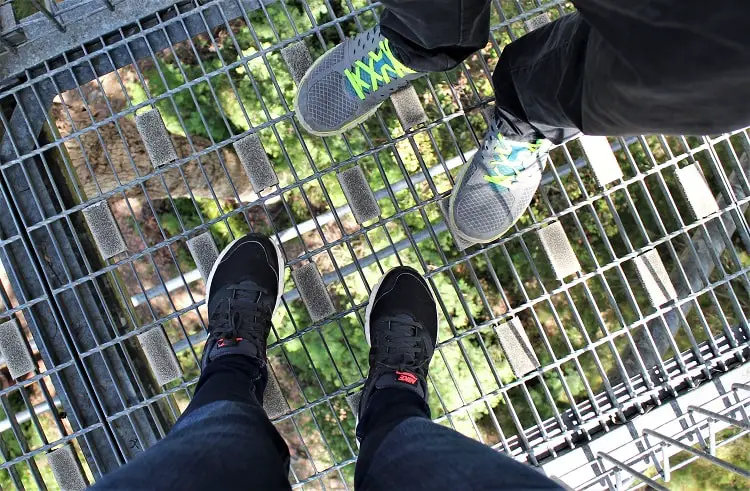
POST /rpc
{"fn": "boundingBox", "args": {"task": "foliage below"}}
[8,0,744,488]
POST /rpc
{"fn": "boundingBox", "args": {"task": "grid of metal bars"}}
[0,0,114,51]
[548,365,750,490]
[0,0,748,489]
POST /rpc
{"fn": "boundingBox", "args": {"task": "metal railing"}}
[0,0,115,51]
[545,364,750,489]
[0,0,747,488]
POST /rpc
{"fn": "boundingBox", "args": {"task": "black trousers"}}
[381,0,750,143]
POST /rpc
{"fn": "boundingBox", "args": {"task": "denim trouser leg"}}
[379,0,750,142]
[355,389,562,491]
[89,356,291,490]
[358,418,563,490]
[92,359,560,490]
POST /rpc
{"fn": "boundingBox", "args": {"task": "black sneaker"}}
[356,266,438,435]
[201,233,284,370]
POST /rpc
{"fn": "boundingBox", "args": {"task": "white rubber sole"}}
[292,46,383,138]
[363,267,439,347]
[204,234,286,314]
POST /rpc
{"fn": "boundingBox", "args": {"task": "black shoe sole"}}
[204,233,285,312]
[363,266,439,346]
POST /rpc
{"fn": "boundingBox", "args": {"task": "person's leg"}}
[294,0,492,136]
[352,266,561,490]
[91,234,291,490]
[92,357,290,490]
[493,0,750,142]
[358,415,561,490]
[448,0,750,245]
[380,0,492,72]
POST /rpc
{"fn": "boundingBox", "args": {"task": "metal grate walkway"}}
[0,0,748,489]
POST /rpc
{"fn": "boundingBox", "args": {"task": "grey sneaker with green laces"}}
[448,116,553,243]
[294,26,423,136]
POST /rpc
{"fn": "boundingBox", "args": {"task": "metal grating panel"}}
[676,162,721,219]
[46,444,88,490]
[579,135,624,186]
[0,319,35,380]
[0,0,747,489]
[390,84,428,131]
[495,317,540,377]
[633,249,678,308]
[544,365,750,489]
[537,220,582,280]
[186,231,220,281]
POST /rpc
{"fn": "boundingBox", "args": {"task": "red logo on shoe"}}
[218,337,244,348]
[395,371,418,385]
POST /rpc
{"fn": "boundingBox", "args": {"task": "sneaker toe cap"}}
[452,185,514,242]
[451,177,540,242]
[296,46,359,134]
[298,73,361,133]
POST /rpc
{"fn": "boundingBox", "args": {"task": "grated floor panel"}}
[0,0,748,489]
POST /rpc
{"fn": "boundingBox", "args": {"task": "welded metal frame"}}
[545,365,750,489]
[0,0,747,488]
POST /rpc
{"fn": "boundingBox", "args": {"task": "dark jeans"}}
[382,0,750,143]
[91,356,561,490]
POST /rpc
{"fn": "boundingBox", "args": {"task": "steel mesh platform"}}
[0,0,748,489]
